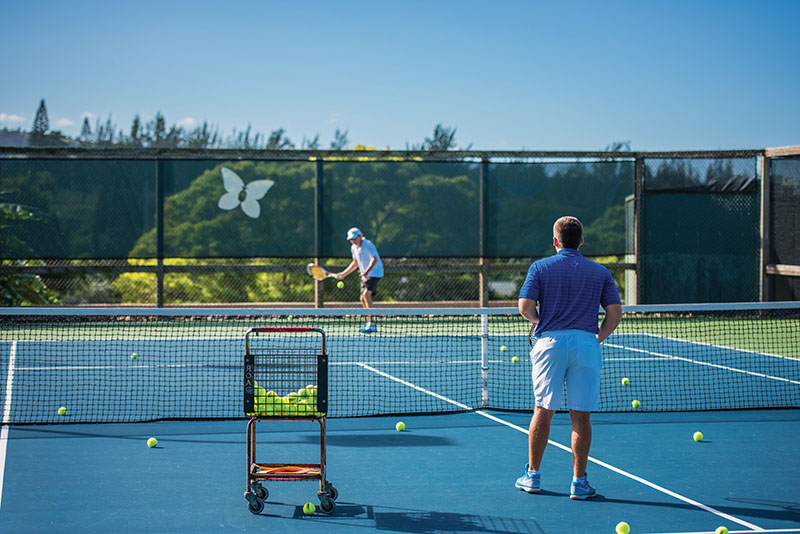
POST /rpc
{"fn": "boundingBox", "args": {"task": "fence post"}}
[314,159,324,308]
[759,153,771,302]
[634,156,644,305]
[479,159,489,307]
[155,158,164,307]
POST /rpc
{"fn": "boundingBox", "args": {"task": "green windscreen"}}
[1,157,633,260]
[641,157,760,303]
[0,158,155,258]
[487,160,632,256]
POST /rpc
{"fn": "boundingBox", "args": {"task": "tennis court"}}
[1,305,799,533]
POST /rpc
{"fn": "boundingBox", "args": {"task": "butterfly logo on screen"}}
[217,167,274,219]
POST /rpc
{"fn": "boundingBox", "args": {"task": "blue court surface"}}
[2,409,800,533]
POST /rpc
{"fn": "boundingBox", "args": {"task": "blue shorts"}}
[529,329,602,411]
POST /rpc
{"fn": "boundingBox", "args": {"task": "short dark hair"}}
[553,216,583,249]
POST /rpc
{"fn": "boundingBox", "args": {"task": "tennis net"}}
[1,303,798,423]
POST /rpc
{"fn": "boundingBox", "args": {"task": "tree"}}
[424,124,457,150]
[266,128,294,149]
[32,99,49,135]
[79,117,92,142]
[129,115,142,146]
[330,128,349,150]
[407,124,460,150]
[302,134,320,150]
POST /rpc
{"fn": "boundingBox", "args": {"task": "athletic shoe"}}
[359,324,377,334]
[569,474,596,500]
[515,464,540,494]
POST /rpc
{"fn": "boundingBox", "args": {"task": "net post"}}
[480,312,489,408]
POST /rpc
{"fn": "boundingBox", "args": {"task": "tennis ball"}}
[287,315,293,321]
[500,345,507,352]
[395,421,405,431]
[286,392,300,404]
[693,431,704,442]
[337,281,344,289]
[621,377,630,385]
[147,437,158,448]
[632,399,641,408]
[303,502,316,515]
[131,352,138,360]
[616,522,630,534]
[715,527,728,534]
[511,356,519,363]
[58,406,67,416]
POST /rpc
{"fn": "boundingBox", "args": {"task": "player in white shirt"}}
[335,227,384,333]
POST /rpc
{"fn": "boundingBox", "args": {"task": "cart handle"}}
[248,327,324,334]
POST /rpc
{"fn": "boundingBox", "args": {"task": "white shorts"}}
[529,329,602,412]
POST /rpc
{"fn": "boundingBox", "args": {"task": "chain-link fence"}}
[2,147,795,307]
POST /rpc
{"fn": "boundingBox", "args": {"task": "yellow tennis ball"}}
[395,421,405,431]
[621,377,630,385]
[58,406,67,416]
[500,345,507,352]
[693,431,704,442]
[147,437,158,448]
[303,502,316,515]
[131,352,138,360]
[287,315,293,321]
[715,527,728,534]
[511,356,519,363]
[616,522,630,534]
[337,281,344,289]
[632,399,641,408]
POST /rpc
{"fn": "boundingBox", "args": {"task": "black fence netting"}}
[1,156,632,260]
[641,157,760,303]
[770,156,800,300]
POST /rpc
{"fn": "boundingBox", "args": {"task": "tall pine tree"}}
[32,99,49,135]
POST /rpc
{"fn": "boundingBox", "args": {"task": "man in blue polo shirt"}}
[515,216,622,500]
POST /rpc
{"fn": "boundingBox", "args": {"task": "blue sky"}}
[1,0,798,151]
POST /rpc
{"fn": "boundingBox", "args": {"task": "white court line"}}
[614,332,798,362]
[605,343,800,386]
[651,530,800,534]
[0,340,17,511]
[357,361,764,532]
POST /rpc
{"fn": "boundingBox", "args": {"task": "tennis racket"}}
[528,323,537,347]
[306,263,336,281]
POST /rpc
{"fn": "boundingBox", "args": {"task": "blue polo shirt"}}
[519,248,621,337]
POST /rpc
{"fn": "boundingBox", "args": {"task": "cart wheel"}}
[254,484,268,500]
[248,498,265,514]
[318,496,335,514]
[327,485,338,501]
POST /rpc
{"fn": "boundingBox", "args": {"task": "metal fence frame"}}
[2,146,798,306]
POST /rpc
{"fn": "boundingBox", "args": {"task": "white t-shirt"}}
[351,238,384,278]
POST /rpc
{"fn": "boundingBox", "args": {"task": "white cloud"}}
[53,117,75,128]
[0,113,25,123]
[327,112,341,125]
[177,117,197,129]
[81,112,98,121]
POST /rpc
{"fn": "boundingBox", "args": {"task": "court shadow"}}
[302,433,456,447]
[268,501,544,533]
[593,495,800,523]
[372,510,543,533]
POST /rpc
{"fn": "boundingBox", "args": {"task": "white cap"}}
[346,227,362,240]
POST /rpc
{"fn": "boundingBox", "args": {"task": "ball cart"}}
[242,326,338,514]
